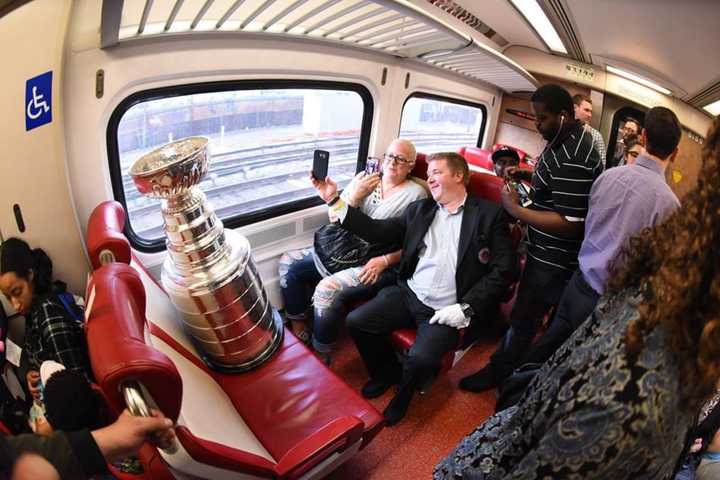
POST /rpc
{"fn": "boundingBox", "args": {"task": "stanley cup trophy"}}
[130,137,283,372]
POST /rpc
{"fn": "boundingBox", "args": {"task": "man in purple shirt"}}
[523,106,682,366]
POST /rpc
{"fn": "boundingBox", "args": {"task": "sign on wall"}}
[25,71,53,131]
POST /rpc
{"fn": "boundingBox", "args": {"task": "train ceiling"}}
[453,0,720,112]
[100,0,539,93]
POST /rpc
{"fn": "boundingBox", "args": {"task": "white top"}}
[340,173,428,220]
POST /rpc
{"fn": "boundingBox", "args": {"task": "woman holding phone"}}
[279,138,427,363]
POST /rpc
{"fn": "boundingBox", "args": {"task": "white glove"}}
[428,304,470,329]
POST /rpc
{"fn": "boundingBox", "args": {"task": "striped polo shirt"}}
[528,122,603,271]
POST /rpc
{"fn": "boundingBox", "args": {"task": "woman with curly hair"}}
[0,238,91,401]
[435,115,720,479]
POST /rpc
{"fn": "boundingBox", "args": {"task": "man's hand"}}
[91,409,175,463]
[348,173,381,206]
[310,173,339,204]
[429,304,470,329]
[690,437,704,453]
[26,370,41,400]
[358,256,387,285]
[505,166,533,183]
[501,184,521,218]
[34,416,54,436]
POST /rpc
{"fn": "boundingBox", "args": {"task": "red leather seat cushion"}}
[153,327,384,462]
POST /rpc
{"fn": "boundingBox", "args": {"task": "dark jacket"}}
[342,194,518,318]
[3,430,107,478]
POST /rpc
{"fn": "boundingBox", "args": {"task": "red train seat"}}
[86,200,131,269]
[458,146,494,171]
[85,203,383,479]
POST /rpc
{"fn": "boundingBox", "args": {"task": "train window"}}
[399,93,486,153]
[108,81,372,251]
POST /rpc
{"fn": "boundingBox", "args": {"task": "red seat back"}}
[412,152,428,180]
[86,201,131,270]
[460,146,494,171]
[468,173,504,204]
[86,263,182,422]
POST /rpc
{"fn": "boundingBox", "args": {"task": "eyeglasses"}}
[383,153,412,165]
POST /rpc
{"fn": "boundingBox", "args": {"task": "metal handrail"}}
[122,381,178,454]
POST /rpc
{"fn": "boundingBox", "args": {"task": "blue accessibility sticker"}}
[25,71,53,131]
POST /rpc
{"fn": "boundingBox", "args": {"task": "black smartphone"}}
[312,150,329,180]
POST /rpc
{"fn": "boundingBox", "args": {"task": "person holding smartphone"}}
[312,152,517,425]
[278,139,427,364]
[460,84,603,393]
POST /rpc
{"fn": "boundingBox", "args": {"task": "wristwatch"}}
[460,303,474,319]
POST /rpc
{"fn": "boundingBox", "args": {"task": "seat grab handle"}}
[122,380,179,454]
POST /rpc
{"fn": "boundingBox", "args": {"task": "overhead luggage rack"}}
[102,0,537,93]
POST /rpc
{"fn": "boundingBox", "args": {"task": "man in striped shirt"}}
[522,106,681,368]
[460,84,602,392]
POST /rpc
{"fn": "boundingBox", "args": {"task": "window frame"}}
[107,79,374,253]
[398,92,488,150]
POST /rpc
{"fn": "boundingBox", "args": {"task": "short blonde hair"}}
[428,152,469,186]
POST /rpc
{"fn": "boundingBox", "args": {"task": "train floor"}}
[319,329,503,479]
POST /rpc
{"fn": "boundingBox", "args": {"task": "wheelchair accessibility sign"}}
[25,71,53,131]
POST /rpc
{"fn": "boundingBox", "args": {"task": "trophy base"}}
[193,309,285,373]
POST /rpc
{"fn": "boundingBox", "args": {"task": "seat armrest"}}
[175,426,277,477]
[274,416,365,477]
[87,201,131,269]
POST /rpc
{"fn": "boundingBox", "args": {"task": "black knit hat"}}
[43,369,104,431]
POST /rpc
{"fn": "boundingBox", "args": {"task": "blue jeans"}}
[278,249,322,318]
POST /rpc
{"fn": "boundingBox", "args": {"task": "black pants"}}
[346,283,460,388]
[523,269,600,365]
[489,258,572,381]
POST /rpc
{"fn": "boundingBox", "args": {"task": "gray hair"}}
[390,138,417,165]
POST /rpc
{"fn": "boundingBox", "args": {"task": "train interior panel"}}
[1,0,719,478]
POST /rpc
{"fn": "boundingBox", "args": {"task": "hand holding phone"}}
[509,181,532,207]
[504,166,533,183]
[365,157,381,176]
[313,150,329,180]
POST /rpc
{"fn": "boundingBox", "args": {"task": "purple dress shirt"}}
[579,154,680,294]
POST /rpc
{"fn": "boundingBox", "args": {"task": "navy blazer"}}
[342,194,518,318]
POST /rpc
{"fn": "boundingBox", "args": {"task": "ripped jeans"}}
[278,249,322,320]
[278,248,396,353]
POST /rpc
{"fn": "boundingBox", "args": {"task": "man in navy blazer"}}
[312,152,517,425]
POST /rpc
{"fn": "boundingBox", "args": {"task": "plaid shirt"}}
[26,295,93,383]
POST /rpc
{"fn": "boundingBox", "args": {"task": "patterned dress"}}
[435,291,692,479]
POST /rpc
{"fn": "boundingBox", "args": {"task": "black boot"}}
[459,364,499,392]
[361,378,397,399]
[383,384,415,426]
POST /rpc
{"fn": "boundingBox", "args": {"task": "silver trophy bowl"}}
[130,137,283,372]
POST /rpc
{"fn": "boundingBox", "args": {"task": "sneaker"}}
[459,365,499,392]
